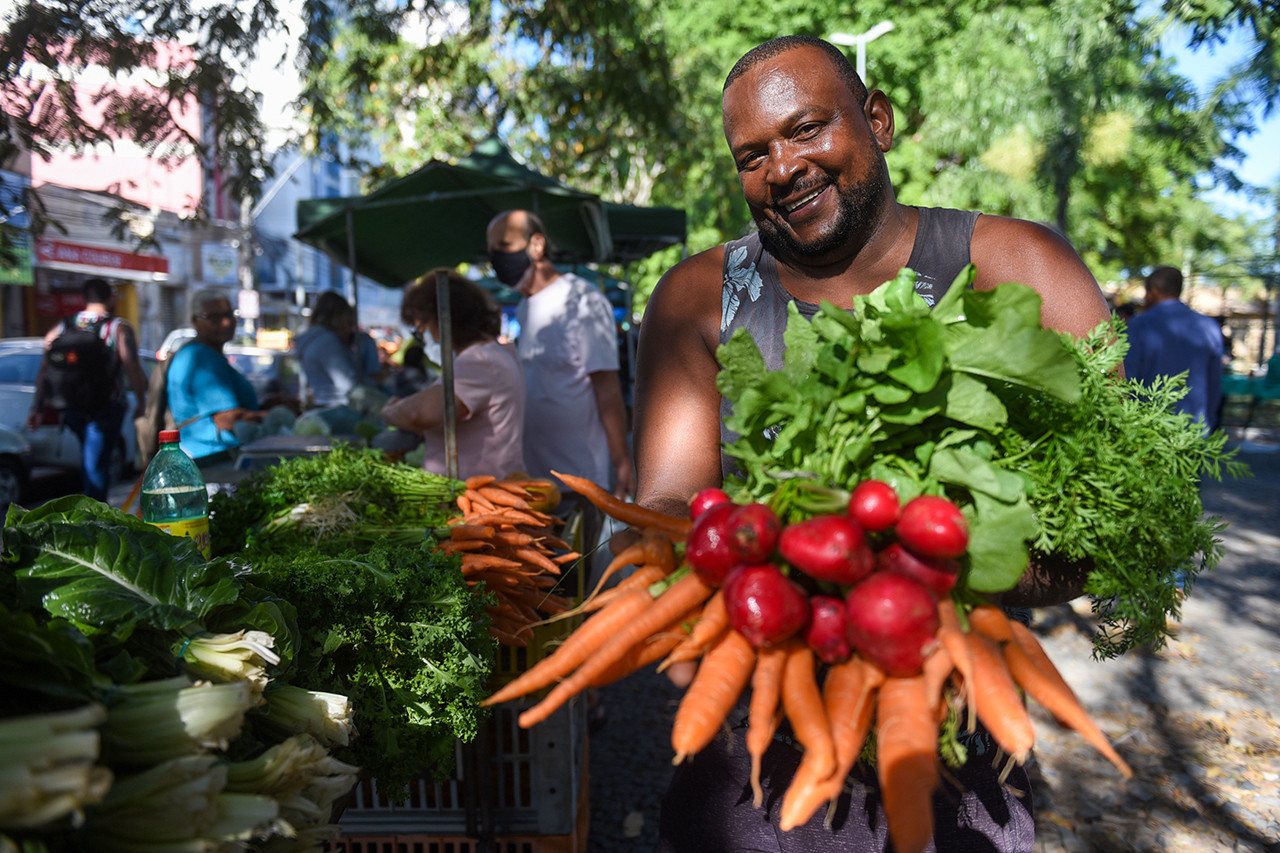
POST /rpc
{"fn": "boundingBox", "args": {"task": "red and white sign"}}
[35,238,169,278]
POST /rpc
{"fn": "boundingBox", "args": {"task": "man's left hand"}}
[613,456,637,501]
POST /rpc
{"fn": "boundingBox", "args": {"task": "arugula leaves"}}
[716,269,1241,655]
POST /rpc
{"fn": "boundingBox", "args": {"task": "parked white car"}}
[0,338,155,481]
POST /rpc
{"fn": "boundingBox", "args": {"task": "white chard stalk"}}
[86,755,283,850]
[177,630,281,700]
[102,678,254,764]
[258,685,357,748]
[0,704,112,830]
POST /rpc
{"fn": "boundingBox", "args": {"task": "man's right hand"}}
[25,410,41,432]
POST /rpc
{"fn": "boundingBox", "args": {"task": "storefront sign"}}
[202,243,239,285]
[34,238,169,278]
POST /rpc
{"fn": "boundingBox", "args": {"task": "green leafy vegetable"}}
[209,443,464,555]
[238,540,495,793]
[716,269,1243,656]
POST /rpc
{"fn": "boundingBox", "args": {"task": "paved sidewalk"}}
[586,433,1280,853]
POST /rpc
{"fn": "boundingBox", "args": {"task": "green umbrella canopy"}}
[294,138,612,287]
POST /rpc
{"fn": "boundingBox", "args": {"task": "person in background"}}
[1114,301,1138,323]
[295,291,364,408]
[631,35,1113,852]
[381,268,526,480]
[485,210,636,562]
[165,290,265,465]
[27,277,148,500]
[1123,265,1223,433]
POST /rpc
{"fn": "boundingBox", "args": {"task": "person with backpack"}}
[26,277,149,501]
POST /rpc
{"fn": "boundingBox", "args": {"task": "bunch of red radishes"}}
[686,482,970,677]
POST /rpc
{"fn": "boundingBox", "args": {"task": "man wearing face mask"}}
[486,210,637,511]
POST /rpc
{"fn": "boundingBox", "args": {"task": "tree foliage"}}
[1,0,1277,297]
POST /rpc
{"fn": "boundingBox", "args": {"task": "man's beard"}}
[756,165,888,265]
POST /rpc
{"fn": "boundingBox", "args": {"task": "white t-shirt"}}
[515,272,619,488]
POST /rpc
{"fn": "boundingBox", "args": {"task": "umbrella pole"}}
[436,269,459,480]
[345,208,360,316]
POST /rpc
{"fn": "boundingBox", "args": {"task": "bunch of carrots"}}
[483,471,1134,853]
[432,474,580,646]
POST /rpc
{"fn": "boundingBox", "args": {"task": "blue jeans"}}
[63,401,126,502]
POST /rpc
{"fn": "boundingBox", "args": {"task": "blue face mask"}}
[488,248,532,287]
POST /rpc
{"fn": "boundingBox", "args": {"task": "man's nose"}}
[764,142,801,188]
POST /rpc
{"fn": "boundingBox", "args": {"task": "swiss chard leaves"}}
[3,496,240,639]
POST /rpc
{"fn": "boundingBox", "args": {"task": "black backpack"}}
[42,317,121,413]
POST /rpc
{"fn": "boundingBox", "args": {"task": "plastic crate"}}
[339,693,587,837]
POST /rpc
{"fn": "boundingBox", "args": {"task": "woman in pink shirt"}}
[382,268,527,480]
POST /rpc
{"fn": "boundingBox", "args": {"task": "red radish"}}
[684,501,740,584]
[896,495,969,559]
[777,514,875,585]
[689,487,732,520]
[804,595,853,664]
[844,573,940,676]
[727,502,781,563]
[848,479,900,532]
[877,542,961,597]
[722,564,811,647]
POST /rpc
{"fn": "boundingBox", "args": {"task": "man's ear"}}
[864,90,895,153]
[529,231,547,261]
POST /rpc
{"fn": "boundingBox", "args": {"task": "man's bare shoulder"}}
[645,245,727,322]
[969,214,1110,337]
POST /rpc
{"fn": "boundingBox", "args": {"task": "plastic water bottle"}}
[141,429,211,559]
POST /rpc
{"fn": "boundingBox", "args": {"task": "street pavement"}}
[585,430,1280,853]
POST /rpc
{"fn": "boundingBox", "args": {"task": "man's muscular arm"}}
[632,250,727,519]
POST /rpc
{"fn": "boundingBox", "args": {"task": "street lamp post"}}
[829,21,895,83]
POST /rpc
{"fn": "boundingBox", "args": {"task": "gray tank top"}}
[719,207,980,477]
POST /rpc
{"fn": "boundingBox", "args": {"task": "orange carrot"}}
[550,470,692,538]
[518,572,716,728]
[670,629,756,763]
[659,589,729,673]
[479,485,533,509]
[589,531,678,601]
[483,588,653,706]
[465,488,498,511]
[920,645,955,718]
[450,524,496,541]
[964,630,1035,763]
[579,564,669,614]
[936,599,974,698]
[1004,623,1133,778]
[781,644,836,782]
[967,604,1016,644]
[876,674,940,853]
[780,654,887,830]
[746,643,789,807]
[456,493,473,516]
[465,474,497,489]
[459,554,525,571]
[589,615,691,688]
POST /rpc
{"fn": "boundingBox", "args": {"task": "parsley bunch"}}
[717,268,1243,656]
[242,539,495,793]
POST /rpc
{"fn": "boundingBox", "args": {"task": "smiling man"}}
[632,34,1113,853]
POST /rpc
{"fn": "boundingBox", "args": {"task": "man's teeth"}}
[785,187,824,213]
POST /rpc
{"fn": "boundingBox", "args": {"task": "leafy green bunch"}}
[210,443,464,555]
[240,541,496,793]
[717,268,1242,656]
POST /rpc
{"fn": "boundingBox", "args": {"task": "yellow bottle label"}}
[148,516,211,559]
